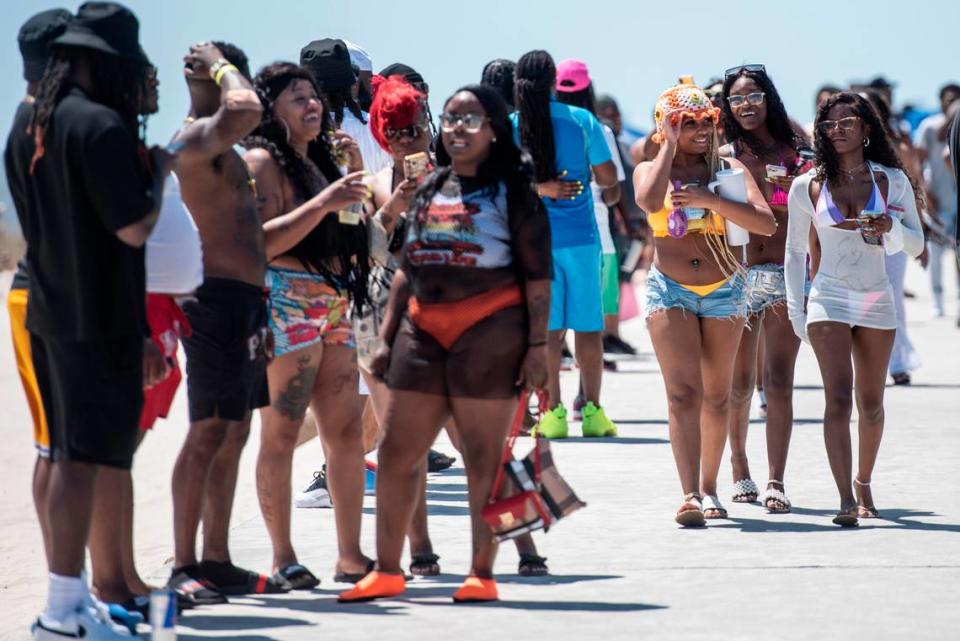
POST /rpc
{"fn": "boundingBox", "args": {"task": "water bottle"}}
[150,588,176,641]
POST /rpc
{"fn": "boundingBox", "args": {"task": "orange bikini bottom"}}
[408,284,524,350]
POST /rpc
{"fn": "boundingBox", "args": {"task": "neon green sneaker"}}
[533,404,568,439]
[581,402,617,437]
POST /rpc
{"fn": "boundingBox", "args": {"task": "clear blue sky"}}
[2,0,958,228]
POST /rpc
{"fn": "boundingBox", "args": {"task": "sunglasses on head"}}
[725,64,766,78]
[818,116,861,134]
[384,122,428,141]
[727,92,766,109]
[439,112,488,133]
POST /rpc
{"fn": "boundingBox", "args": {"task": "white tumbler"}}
[709,167,751,247]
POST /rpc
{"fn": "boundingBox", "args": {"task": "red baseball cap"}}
[556,59,591,93]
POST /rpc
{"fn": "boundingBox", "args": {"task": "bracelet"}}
[208,58,230,80]
[210,60,239,86]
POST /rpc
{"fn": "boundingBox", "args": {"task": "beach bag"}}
[482,391,586,542]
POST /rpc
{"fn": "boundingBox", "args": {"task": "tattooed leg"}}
[257,344,322,572]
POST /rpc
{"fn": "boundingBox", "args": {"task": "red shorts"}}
[140,294,190,430]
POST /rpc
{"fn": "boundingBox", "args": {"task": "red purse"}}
[482,391,585,542]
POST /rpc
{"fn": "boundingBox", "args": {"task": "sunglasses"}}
[385,122,428,141]
[818,116,861,134]
[727,92,766,109]
[439,112,488,133]
[725,64,766,78]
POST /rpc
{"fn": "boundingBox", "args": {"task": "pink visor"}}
[556,59,591,93]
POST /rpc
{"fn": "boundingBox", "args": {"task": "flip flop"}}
[334,560,375,584]
[198,560,291,595]
[427,449,457,473]
[274,563,320,590]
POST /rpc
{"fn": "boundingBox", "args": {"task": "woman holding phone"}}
[720,64,811,513]
[633,83,775,527]
[785,92,924,527]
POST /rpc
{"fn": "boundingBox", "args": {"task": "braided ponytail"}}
[515,50,558,183]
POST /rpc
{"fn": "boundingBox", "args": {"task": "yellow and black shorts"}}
[7,288,49,456]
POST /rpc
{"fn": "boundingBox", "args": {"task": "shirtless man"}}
[166,41,287,603]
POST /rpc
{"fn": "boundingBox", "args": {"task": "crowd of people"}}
[5,2,959,639]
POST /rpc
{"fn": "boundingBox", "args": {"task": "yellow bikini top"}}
[647,191,726,238]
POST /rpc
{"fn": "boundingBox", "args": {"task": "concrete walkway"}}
[1,263,959,641]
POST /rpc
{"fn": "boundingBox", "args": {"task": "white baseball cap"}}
[343,39,372,72]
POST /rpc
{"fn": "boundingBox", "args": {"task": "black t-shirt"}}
[4,88,153,339]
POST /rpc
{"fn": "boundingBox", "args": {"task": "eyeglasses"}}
[385,122,428,141]
[439,112,488,133]
[727,92,766,109]
[725,64,766,78]
[818,116,861,134]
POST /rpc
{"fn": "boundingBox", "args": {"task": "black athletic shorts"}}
[30,333,143,469]
[181,277,270,422]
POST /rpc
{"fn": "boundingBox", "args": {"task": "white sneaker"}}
[295,468,333,508]
[33,606,131,639]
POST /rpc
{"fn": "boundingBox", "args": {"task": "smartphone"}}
[858,210,884,246]
[766,164,787,179]
[403,152,430,181]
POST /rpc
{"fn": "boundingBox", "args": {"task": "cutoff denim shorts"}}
[645,265,747,320]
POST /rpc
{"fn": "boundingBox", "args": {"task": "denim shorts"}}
[645,265,746,319]
[744,263,786,316]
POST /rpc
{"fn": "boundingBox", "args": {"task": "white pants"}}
[885,251,921,375]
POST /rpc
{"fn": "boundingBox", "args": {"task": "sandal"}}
[198,560,291,595]
[167,565,228,605]
[832,505,859,527]
[334,559,376,584]
[760,480,792,514]
[675,492,705,527]
[427,449,457,473]
[517,553,549,577]
[731,478,759,503]
[274,563,320,590]
[855,478,880,518]
[891,372,911,386]
[702,494,728,520]
[409,553,441,577]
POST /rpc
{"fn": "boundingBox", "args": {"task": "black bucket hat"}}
[18,8,72,82]
[300,38,356,91]
[52,2,148,65]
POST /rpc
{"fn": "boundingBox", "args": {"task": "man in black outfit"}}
[5,3,169,638]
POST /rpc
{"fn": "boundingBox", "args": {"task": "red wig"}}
[369,75,426,152]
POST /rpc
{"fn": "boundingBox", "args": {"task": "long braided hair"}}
[814,92,920,200]
[556,84,598,116]
[29,45,146,173]
[245,62,370,309]
[721,68,803,157]
[515,50,558,182]
[325,86,366,126]
[480,59,516,111]
[409,84,545,261]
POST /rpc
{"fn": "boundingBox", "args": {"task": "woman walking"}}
[633,83,775,526]
[720,64,811,513]
[785,92,924,526]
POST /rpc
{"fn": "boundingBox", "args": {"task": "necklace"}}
[837,162,867,180]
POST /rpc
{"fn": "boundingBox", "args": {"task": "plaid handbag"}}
[482,391,586,542]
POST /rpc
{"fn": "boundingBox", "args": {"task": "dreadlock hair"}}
[410,84,544,254]
[813,92,921,201]
[515,50,558,183]
[212,41,251,80]
[368,76,427,152]
[324,86,365,126]
[244,62,370,310]
[480,59,516,111]
[29,45,146,173]
[721,68,803,157]
[556,84,597,116]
